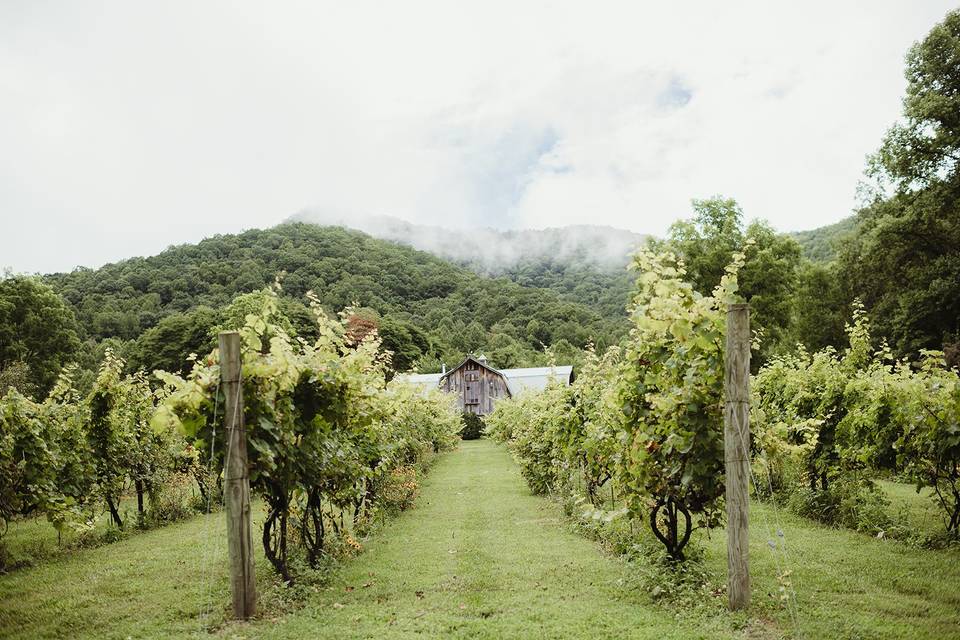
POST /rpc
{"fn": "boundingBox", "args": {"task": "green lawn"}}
[878,479,944,534]
[697,500,960,639]
[1,440,958,639]
[1,491,180,571]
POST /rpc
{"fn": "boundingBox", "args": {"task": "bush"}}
[787,477,897,535]
[142,475,200,528]
[378,465,420,514]
[461,413,485,440]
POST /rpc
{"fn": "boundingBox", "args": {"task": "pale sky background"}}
[1,1,956,274]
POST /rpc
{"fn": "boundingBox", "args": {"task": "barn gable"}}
[397,355,574,417]
[439,355,511,415]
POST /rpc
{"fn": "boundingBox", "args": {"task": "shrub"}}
[786,476,897,534]
[460,413,485,440]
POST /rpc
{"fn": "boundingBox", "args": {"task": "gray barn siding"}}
[441,359,509,415]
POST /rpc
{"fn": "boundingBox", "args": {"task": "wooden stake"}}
[724,304,750,610]
[220,331,257,619]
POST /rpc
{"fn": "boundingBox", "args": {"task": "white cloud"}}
[0,0,955,272]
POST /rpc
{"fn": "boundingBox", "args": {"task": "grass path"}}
[233,439,733,639]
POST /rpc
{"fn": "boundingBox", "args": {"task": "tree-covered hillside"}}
[790,216,858,262]
[42,223,627,380]
[290,213,643,321]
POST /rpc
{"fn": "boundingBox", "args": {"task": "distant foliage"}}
[790,216,858,263]
[649,197,800,361]
[0,275,82,397]
[43,224,627,378]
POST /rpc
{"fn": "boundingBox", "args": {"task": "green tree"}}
[379,317,430,372]
[650,197,744,289]
[791,262,848,353]
[740,220,802,350]
[651,198,801,359]
[129,306,219,376]
[841,10,960,358]
[869,9,960,192]
[0,276,81,396]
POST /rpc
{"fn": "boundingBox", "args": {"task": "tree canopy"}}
[839,9,960,360]
[649,197,802,359]
[44,224,628,376]
[0,275,82,396]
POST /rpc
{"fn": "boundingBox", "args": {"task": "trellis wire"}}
[735,424,803,638]
[197,376,227,630]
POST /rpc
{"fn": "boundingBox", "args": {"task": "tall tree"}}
[0,276,81,396]
[841,9,960,358]
[791,261,848,353]
[128,306,219,376]
[651,197,801,358]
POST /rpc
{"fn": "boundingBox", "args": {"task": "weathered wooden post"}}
[219,331,257,619]
[724,304,750,610]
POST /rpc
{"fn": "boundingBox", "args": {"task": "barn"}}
[399,354,574,416]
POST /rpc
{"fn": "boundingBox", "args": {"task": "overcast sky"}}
[1,2,955,274]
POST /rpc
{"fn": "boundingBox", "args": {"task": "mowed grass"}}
[0,497,238,639]
[696,491,960,639]
[1,440,958,639]
[0,442,737,639]
[878,479,944,534]
[1,491,183,571]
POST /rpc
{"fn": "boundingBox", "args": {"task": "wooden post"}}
[219,331,257,619]
[724,304,750,610]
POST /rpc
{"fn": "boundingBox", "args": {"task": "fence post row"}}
[219,331,257,619]
[724,304,750,610]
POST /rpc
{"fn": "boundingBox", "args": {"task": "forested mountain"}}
[290,212,642,319]
[42,223,628,379]
[790,216,858,262]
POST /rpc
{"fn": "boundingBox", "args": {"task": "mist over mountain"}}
[288,209,862,321]
[288,210,647,274]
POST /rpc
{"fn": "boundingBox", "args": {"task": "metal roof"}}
[396,372,444,392]
[439,355,505,384]
[500,366,574,395]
